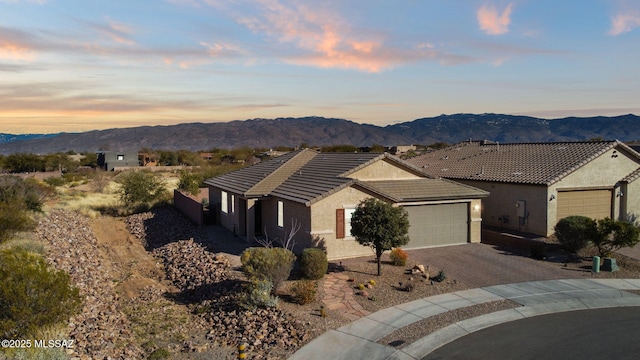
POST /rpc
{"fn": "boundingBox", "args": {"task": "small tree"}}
[117,170,166,207]
[593,218,640,258]
[350,198,410,276]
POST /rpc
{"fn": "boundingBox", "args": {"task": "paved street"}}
[423,306,640,360]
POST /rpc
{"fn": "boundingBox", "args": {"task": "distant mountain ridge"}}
[1,113,639,155]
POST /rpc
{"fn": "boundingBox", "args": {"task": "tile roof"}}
[407,140,640,186]
[356,179,489,202]
[205,149,486,206]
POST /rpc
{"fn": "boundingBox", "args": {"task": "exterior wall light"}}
[549,194,556,201]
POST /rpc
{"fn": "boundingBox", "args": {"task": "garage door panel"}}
[557,190,612,221]
[404,203,468,249]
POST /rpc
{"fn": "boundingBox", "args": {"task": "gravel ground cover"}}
[34,206,640,359]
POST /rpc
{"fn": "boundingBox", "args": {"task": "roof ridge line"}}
[245,148,318,196]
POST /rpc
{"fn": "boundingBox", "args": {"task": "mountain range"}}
[0,113,639,155]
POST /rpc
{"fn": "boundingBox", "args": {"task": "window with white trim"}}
[344,208,356,238]
[231,195,235,213]
[221,191,228,213]
[277,201,284,227]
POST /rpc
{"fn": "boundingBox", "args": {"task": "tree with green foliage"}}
[117,171,167,207]
[593,218,640,257]
[350,198,410,276]
[3,153,46,173]
[0,248,82,339]
[554,216,597,253]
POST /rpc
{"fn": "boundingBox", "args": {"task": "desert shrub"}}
[592,218,640,257]
[177,170,202,196]
[43,176,66,187]
[240,279,279,310]
[116,170,167,207]
[0,248,82,339]
[556,216,592,252]
[290,280,317,305]
[389,248,408,266]
[240,247,296,294]
[554,216,597,253]
[148,348,171,360]
[299,248,328,280]
[0,202,34,243]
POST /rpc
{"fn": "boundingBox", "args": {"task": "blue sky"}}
[1,0,639,134]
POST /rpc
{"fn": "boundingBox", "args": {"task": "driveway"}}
[404,243,587,288]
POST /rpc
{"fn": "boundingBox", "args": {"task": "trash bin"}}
[592,256,600,273]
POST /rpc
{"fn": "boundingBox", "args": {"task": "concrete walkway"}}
[289,278,640,360]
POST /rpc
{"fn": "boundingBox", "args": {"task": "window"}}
[277,201,284,227]
[231,195,235,213]
[336,207,356,239]
[344,208,356,238]
[117,154,125,161]
[221,191,228,213]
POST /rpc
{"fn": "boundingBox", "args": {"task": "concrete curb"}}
[289,279,640,360]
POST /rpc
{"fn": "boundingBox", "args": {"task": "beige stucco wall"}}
[622,181,640,223]
[459,147,640,237]
[457,180,549,236]
[469,198,483,243]
[310,186,379,260]
[208,186,243,235]
[547,147,640,234]
[347,158,423,180]
[260,197,313,254]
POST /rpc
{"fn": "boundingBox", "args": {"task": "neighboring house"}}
[97,151,140,171]
[406,140,640,237]
[390,145,416,155]
[204,149,488,260]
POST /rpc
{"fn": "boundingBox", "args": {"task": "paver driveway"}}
[403,243,587,288]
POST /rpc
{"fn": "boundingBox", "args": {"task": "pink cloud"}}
[609,13,640,35]
[477,3,513,35]
[0,40,34,61]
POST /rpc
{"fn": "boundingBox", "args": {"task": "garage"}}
[403,203,469,248]
[557,189,612,221]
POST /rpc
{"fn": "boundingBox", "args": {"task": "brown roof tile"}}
[407,140,640,185]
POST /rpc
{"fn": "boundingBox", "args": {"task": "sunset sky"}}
[1,0,639,134]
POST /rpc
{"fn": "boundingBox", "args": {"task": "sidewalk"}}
[289,278,640,360]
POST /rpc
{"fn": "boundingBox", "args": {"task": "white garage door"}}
[557,189,612,221]
[403,203,468,249]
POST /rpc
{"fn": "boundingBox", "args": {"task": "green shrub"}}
[116,171,167,207]
[290,280,317,305]
[389,248,408,266]
[240,279,279,310]
[593,218,640,257]
[240,247,296,294]
[148,348,171,360]
[43,176,66,187]
[299,248,328,280]
[554,215,597,253]
[0,249,82,339]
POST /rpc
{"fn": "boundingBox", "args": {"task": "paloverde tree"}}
[350,198,410,276]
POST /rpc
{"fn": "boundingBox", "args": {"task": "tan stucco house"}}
[204,149,488,260]
[407,140,640,237]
